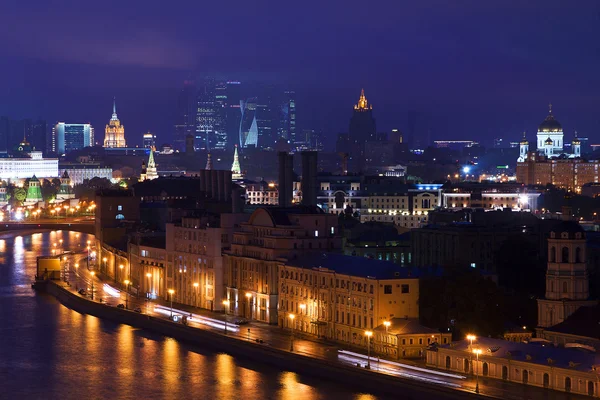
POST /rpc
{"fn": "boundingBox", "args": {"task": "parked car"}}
[234,318,249,325]
[78,289,86,296]
[116,304,125,309]
[133,307,142,313]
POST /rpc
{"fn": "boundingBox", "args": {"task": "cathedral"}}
[517,105,580,162]
[104,98,127,148]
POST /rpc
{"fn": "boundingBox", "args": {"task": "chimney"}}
[301,151,318,207]
[278,152,294,206]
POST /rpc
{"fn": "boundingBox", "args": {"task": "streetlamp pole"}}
[90,271,95,300]
[473,349,481,394]
[383,320,391,355]
[245,292,252,320]
[118,264,124,286]
[222,300,230,334]
[124,279,130,309]
[289,314,295,351]
[193,282,199,307]
[467,334,476,374]
[365,330,373,369]
[168,289,175,319]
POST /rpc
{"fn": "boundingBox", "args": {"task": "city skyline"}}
[1,1,599,149]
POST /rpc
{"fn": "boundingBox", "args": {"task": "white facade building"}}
[0,152,58,180]
[59,163,113,185]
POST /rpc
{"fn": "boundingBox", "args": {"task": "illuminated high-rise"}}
[279,90,296,143]
[104,98,126,148]
[213,81,228,150]
[226,81,242,149]
[53,122,94,154]
[195,79,216,151]
[143,132,156,150]
[174,80,196,151]
[239,98,258,148]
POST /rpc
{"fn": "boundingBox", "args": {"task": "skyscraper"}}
[239,98,258,148]
[212,81,228,150]
[53,122,94,154]
[195,79,216,151]
[174,80,196,152]
[256,94,274,148]
[279,90,296,143]
[104,98,126,148]
[226,81,242,149]
[143,132,156,150]
[349,89,376,172]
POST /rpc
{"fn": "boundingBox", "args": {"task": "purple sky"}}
[1,0,599,147]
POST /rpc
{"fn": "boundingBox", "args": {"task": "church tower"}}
[104,98,127,148]
[537,218,597,328]
[536,104,563,157]
[572,132,581,158]
[231,145,243,180]
[517,132,529,162]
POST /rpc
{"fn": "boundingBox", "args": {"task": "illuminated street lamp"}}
[222,299,230,334]
[365,330,373,369]
[245,292,252,320]
[90,271,95,300]
[467,334,476,375]
[102,257,107,273]
[193,282,199,307]
[473,348,482,393]
[289,314,296,351]
[124,279,130,309]
[168,289,175,318]
[118,264,124,285]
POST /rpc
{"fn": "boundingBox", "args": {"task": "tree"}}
[13,187,26,203]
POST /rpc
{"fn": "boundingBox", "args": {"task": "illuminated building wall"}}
[103,99,126,148]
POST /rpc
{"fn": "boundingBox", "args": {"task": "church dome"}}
[538,104,562,132]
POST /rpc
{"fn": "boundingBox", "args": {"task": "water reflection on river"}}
[0,231,380,399]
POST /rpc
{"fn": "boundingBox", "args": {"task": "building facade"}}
[104,99,126,148]
[53,123,94,154]
[224,206,341,324]
[246,181,278,205]
[59,163,113,185]
[516,153,598,192]
[0,151,58,180]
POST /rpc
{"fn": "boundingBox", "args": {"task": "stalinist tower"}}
[104,98,126,148]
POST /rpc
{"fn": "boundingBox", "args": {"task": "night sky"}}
[1,0,599,148]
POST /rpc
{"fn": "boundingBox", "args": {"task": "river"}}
[0,231,381,400]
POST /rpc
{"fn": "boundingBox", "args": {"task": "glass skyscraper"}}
[53,122,94,154]
[174,80,196,152]
[239,98,258,148]
[279,90,296,143]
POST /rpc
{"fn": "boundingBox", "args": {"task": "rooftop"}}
[441,337,599,372]
[286,253,443,279]
[374,318,440,335]
[545,305,600,339]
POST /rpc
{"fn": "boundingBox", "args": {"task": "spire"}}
[354,88,371,111]
[205,153,213,170]
[111,97,118,120]
[231,145,242,178]
[548,103,553,114]
[147,149,156,169]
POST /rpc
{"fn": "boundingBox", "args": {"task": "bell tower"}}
[537,219,596,328]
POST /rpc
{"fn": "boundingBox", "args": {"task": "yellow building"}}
[104,98,126,148]
[224,206,341,324]
[279,253,448,357]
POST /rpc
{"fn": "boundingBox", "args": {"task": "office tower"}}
[256,94,274,148]
[143,132,157,150]
[239,98,258,148]
[174,80,196,151]
[53,122,94,154]
[30,119,47,154]
[196,79,216,151]
[279,90,296,143]
[278,151,294,206]
[349,89,376,172]
[301,151,318,206]
[104,98,126,148]
[213,81,228,150]
[226,81,242,149]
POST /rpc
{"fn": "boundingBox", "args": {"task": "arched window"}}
[464,359,469,373]
[563,281,568,294]
[565,377,571,392]
[588,381,594,396]
[575,247,581,263]
[115,214,125,220]
[483,362,488,376]
[562,247,569,263]
[445,356,451,369]
[502,366,508,380]
[523,370,529,384]
[550,246,556,262]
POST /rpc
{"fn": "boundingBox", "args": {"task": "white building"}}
[0,151,58,180]
[246,181,278,205]
[442,191,541,211]
[59,163,113,185]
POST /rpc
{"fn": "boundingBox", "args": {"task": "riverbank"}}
[40,280,478,400]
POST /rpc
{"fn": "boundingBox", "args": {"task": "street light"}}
[473,348,482,394]
[124,279,130,309]
[90,271,95,300]
[193,282,199,307]
[365,330,373,369]
[383,321,391,354]
[245,292,252,320]
[467,334,476,375]
[222,300,230,334]
[289,314,295,351]
[118,264,124,285]
[168,289,175,319]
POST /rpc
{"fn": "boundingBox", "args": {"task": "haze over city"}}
[1,0,599,147]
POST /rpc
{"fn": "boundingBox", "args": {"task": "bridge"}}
[0,219,95,235]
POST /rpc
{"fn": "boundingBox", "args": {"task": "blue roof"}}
[286,253,442,280]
